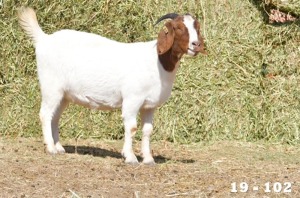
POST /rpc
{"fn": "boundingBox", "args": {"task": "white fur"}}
[19,8,199,165]
[183,15,199,56]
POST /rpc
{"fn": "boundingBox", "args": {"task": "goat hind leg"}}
[51,98,69,153]
[39,93,64,154]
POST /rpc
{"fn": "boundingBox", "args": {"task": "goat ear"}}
[157,21,175,55]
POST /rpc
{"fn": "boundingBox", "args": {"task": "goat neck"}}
[158,46,182,72]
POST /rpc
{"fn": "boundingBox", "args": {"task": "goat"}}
[18,7,207,165]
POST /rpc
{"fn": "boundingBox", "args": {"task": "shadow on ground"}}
[64,145,123,158]
[64,145,195,164]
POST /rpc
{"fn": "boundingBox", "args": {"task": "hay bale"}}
[1,0,300,144]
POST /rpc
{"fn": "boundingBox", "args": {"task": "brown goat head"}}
[156,13,207,71]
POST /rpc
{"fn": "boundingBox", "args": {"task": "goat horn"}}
[155,13,179,25]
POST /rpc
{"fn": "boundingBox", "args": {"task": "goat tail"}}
[18,7,45,45]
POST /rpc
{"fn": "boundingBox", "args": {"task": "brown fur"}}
[157,21,175,55]
[193,20,207,55]
[158,47,180,72]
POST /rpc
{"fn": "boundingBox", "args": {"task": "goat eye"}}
[176,28,183,34]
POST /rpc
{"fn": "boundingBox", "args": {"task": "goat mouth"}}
[187,48,199,55]
[188,48,201,52]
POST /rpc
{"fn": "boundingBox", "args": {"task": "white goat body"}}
[19,7,205,165]
[37,31,173,110]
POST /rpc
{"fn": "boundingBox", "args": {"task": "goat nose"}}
[192,41,201,47]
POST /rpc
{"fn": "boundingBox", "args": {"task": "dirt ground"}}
[0,138,299,198]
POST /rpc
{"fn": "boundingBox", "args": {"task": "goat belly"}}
[65,92,122,110]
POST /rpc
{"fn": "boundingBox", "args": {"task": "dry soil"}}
[0,138,299,197]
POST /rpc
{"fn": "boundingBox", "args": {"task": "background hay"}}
[0,0,300,144]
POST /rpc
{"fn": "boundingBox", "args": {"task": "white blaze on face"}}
[183,15,199,56]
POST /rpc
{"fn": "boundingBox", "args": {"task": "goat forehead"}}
[183,15,198,41]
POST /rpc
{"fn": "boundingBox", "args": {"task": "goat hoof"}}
[45,145,58,155]
[55,143,65,154]
[124,155,139,165]
[143,158,156,166]
[122,150,139,165]
[124,157,139,165]
[125,157,139,165]
[125,160,140,166]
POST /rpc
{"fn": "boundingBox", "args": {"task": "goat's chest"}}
[141,71,176,109]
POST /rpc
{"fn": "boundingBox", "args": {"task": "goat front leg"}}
[121,99,142,165]
[140,108,155,165]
